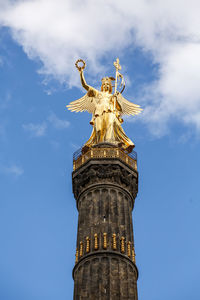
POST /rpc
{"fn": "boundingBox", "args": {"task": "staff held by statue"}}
[113,58,125,112]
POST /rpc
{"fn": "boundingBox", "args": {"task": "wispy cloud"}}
[3,164,24,177]
[22,122,47,137]
[1,1,200,134]
[22,113,70,137]
[48,112,70,129]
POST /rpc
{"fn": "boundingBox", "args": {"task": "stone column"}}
[72,145,139,300]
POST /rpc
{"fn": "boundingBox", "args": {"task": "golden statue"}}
[67,58,142,153]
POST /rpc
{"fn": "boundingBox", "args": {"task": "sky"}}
[0,0,200,299]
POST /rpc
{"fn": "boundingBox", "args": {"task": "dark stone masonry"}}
[72,144,139,300]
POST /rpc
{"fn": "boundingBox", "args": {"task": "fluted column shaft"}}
[72,156,138,300]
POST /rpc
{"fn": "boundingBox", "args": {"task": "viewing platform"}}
[73,143,137,171]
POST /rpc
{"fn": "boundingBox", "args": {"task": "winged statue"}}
[67,59,142,153]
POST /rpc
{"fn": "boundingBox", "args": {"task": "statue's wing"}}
[67,88,97,114]
[116,92,143,116]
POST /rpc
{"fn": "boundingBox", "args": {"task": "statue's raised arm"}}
[75,59,90,92]
[79,69,89,91]
[67,59,97,114]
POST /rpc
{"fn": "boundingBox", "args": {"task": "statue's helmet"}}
[101,77,115,93]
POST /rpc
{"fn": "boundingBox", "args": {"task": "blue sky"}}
[0,1,200,300]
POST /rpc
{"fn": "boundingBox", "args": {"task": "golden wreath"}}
[75,59,86,71]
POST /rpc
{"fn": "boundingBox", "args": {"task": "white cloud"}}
[3,164,24,177]
[22,122,47,137]
[1,0,200,134]
[22,114,70,137]
[48,112,70,129]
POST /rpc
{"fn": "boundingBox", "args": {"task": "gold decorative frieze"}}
[75,237,135,264]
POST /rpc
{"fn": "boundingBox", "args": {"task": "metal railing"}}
[73,145,137,171]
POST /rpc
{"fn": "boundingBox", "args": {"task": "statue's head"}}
[101,77,115,93]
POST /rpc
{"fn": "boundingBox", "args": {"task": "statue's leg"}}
[104,112,116,143]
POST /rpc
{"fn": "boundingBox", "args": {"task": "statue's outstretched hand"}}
[75,59,86,72]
